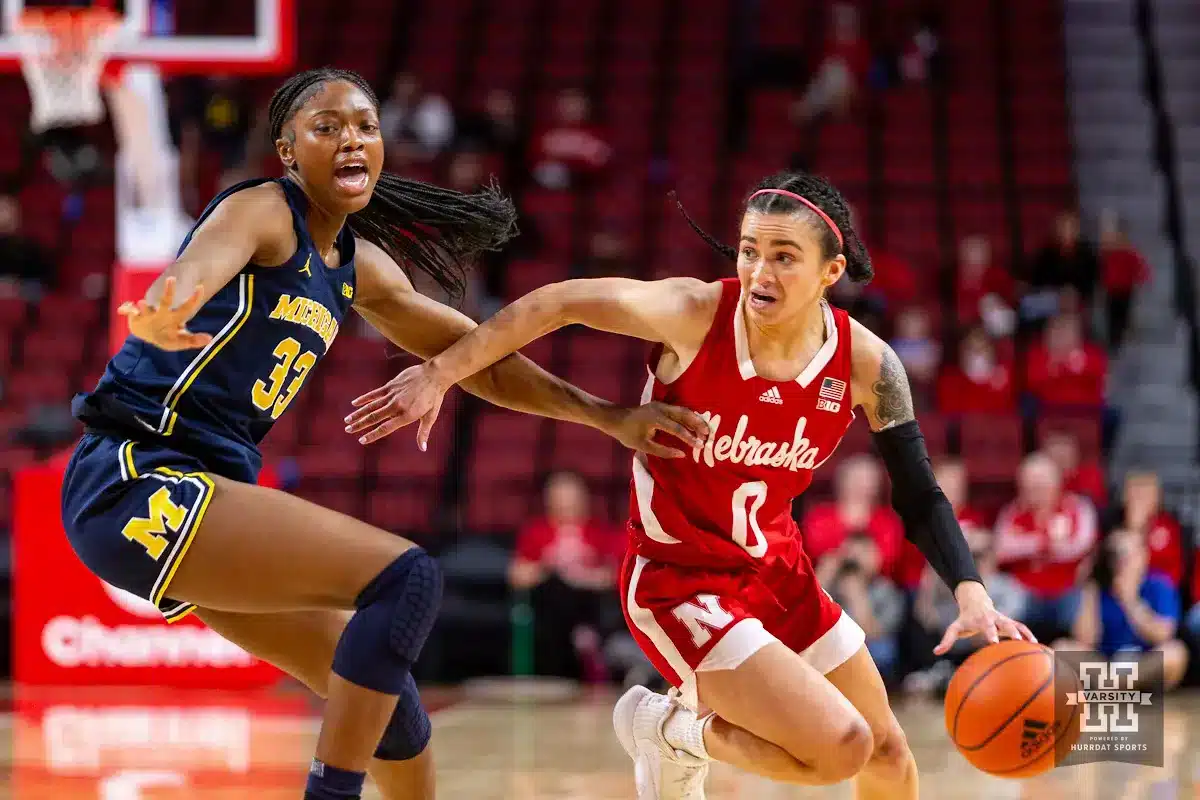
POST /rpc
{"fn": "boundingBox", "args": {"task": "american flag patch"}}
[819,377,847,401]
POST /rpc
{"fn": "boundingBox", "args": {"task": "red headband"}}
[748,189,844,250]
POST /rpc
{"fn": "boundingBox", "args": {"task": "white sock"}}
[662,706,713,761]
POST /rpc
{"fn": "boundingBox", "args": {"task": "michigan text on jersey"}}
[268,294,339,350]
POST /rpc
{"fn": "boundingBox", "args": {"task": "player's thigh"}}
[696,641,872,768]
[196,607,352,696]
[165,474,417,613]
[824,645,911,763]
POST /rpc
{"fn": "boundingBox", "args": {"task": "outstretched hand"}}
[345,363,448,448]
[117,276,212,351]
[934,580,1037,655]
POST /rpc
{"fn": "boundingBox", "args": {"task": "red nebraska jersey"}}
[627,278,856,569]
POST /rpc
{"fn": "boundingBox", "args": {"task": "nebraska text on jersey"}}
[692,411,822,471]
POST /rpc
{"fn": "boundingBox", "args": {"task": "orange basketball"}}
[944,640,1082,778]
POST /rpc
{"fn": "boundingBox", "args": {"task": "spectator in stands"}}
[1104,470,1183,588]
[791,2,870,125]
[889,306,940,411]
[1020,210,1099,329]
[0,194,54,295]
[955,235,1015,338]
[898,11,942,86]
[935,326,1016,415]
[1099,209,1150,351]
[380,72,456,159]
[1055,529,1189,691]
[995,453,1098,640]
[805,455,904,584]
[529,88,612,191]
[1041,428,1107,509]
[905,527,1027,694]
[1024,311,1108,413]
[456,88,522,163]
[825,532,905,680]
[509,470,624,680]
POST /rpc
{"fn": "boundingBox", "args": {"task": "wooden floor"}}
[4,684,1199,799]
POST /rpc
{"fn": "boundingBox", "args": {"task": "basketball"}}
[944,640,1082,778]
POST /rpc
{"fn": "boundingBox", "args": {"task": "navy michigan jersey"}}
[62,177,360,621]
[72,177,358,484]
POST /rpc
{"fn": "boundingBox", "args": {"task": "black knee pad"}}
[375,672,432,761]
[332,548,443,694]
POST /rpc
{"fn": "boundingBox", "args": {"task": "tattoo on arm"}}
[870,345,916,429]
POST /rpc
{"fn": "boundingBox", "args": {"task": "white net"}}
[15,10,124,132]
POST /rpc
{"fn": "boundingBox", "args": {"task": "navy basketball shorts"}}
[61,433,218,623]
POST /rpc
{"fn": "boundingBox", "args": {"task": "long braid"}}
[268,68,518,300]
[676,170,873,284]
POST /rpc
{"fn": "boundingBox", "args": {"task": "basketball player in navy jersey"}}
[61,68,710,800]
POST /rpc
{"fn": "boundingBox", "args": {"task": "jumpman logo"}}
[299,255,312,278]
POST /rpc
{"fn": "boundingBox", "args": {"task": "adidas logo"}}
[1020,718,1054,759]
[759,386,783,405]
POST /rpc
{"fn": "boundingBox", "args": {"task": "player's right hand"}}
[345,362,449,449]
[117,276,213,351]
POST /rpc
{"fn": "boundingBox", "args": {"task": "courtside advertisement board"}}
[13,456,283,688]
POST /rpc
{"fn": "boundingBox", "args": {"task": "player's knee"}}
[331,547,443,694]
[810,718,874,784]
[376,672,432,761]
[864,723,913,783]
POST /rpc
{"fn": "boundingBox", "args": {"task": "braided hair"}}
[675,170,873,283]
[268,67,518,300]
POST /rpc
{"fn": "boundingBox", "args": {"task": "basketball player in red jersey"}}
[347,171,1036,799]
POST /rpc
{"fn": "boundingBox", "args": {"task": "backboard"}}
[0,0,294,74]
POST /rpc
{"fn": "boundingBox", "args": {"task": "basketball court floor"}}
[4,684,1198,799]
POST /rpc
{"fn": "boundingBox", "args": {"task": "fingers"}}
[178,282,207,316]
[159,275,177,310]
[1015,620,1038,644]
[663,405,712,440]
[359,416,414,445]
[344,397,399,434]
[117,301,138,317]
[933,622,961,655]
[981,617,1000,645]
[349,385,392,410]
[651,409,706,449]
[641,441,686,459]
[415,402,442,452]
[995,616,1024,643]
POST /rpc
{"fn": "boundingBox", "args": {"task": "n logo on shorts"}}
[672,594,735,647]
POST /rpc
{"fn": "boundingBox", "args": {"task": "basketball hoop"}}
[14,7,125,133]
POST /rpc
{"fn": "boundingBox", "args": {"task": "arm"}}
[849,320,1036,652]
[119,184,295,350]
[350,242,712,448]
[421,275,720,388]
[850,320,982,593]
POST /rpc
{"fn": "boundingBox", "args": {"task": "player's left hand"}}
[605,402,711,458]
[345,363,449,448]
[935,580,1036,655]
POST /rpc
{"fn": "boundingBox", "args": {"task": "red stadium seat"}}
[959,414,1024,482]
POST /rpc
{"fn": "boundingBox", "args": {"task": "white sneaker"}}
[613,686,709,800]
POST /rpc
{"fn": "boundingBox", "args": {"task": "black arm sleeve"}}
[873,420,983,591]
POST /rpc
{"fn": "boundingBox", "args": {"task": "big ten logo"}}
[40,582,256,670]
[42,705,251,773]
[1067,661,1153,734]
